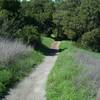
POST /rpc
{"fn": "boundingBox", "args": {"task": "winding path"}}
[3,41,60,100]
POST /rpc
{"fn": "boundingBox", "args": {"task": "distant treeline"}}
[0,0,54,45]
[0,0,100,52]
[54,0,100,52]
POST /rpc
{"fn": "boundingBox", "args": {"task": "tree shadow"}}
[34,42,66,56]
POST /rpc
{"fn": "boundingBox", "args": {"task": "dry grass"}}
[0,39,33,66]
[75,49,100,97]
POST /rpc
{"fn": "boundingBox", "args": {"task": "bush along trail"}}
[0,37,53,99]
[3,41,60,100]
[47,41,100,100]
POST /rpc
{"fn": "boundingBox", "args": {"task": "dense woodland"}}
[0,0,54,45]
[0,0,100,52]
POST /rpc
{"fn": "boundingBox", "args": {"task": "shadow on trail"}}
[35,42,66,56]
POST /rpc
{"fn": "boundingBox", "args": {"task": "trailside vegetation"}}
[47,41,100,100]
[0,0,54,98]
[53,0,100,52]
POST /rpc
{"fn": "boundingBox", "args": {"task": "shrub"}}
[0,39,33,67]
[0,82,5,93]
[17,25,40,45]
[0,70,12,85]
[0,38,44,98]
[0,0,21,13]
[81,28,100,52]
[64,29,77,40]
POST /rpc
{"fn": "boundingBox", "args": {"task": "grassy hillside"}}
[47,41,100,100]
[0,37,54,98]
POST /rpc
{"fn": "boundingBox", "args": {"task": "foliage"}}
[58,0,81,11]
[41,36,54,48]
[0,70,12,85]
[21,0,54,37]
[0,0,54,44]
[0,82,5,93]
[81,28,100,52]
[0,0,21,13]
[0,37,54,98]
[54,0,100,51]
[17,25,40,44]
[32,0,54,36]
[0,39,32,65]
[0,70,12,97]
[64,29,77,40]
[47,41,96,100]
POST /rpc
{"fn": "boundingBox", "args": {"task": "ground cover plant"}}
[0,37,54,98]
[47,41,100,100]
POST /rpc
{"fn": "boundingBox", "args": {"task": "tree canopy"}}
[0,0,54,44]
[54,0,100,51]
[0,0,99,51]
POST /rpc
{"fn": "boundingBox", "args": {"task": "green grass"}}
[46,41,96,100]
[41,36,54,48]
[0,49,43,98]
[0,36,54,98]
[10,50,43,81]
[35,36,54,56]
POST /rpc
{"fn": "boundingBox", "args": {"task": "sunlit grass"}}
[41,36,54,48]
[46,41,96,100]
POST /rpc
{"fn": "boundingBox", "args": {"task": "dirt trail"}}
[3,41,60,100]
